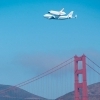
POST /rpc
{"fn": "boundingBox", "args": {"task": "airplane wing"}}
[49,16,55,19]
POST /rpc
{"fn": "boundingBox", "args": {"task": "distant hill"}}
[0,84,46,100]
[0,82,100,100]
[56,82,100,100]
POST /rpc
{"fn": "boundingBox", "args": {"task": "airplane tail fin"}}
[75,15,77,18]
[60,8,64,12]
[67,11,74,18]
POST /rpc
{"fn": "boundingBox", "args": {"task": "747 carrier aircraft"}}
[44,8,77,20]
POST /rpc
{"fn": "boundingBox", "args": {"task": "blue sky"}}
[0,0,100,99]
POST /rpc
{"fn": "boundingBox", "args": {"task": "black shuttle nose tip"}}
[48,11,50,13]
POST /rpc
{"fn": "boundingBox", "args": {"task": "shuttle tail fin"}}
[60,8,64,12]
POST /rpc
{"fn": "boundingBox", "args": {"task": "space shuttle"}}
[48,8,66,16]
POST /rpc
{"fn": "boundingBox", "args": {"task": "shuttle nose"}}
[48,11,50,13]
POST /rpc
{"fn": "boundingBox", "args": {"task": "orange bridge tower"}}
[74,55,88,100]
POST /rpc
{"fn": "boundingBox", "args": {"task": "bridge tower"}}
[74,55,88,100]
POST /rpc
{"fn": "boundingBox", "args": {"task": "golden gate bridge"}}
[0,54,100,100]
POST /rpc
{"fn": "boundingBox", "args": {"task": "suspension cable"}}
[86,56,100,69]
[86,63,100,75]
[0,57,73,94]
[16,61,74,88]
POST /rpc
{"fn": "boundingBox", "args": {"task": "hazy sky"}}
[0,0,100,99]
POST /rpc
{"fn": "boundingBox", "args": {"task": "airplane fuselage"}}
[44,14,62,20]
[43,14,55,19]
